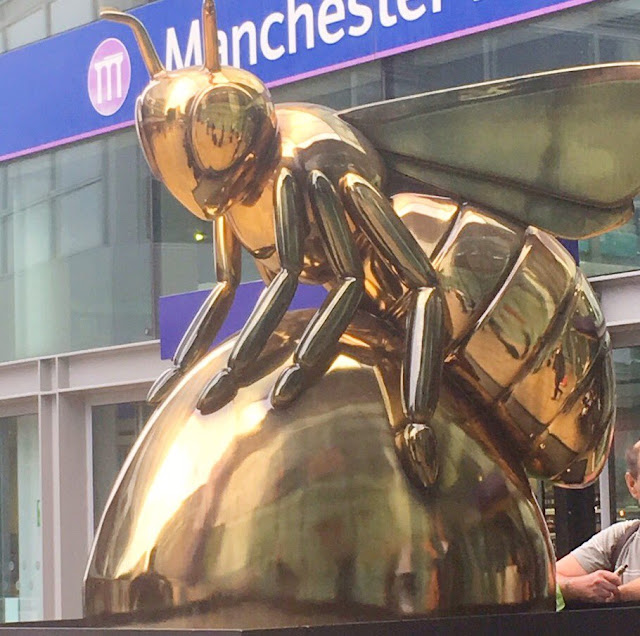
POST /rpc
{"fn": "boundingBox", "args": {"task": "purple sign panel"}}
[0,0,603,162]
[159,282,327,360]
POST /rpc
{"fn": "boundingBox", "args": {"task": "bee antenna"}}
[203,0,221,72]
[100,7,164,76]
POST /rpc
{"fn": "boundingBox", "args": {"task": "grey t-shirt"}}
[572,520,640,584]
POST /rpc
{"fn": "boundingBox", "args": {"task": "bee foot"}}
[403,423,438,488]
[198,368,238,415]
[147,366,183,405]
[271,364,306,408]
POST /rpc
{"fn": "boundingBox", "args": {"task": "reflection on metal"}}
[86,0,636,624]
[85,312,555,626]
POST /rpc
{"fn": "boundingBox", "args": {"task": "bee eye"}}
[190,85,260,173]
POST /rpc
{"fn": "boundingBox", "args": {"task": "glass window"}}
[50,0,94,35]
[153,182,260,297]
[579,204,640,277]
[6,9,46,50]
[1,0,150,44]
[0,167,6,275]
[8,155,51,212]
[385,36,484,98]
[272,61,383,110]
[105,0,152,9]
[596,0,640,62]
[0,166,6,214]
[493,29,595,78]
[0,216,10,276]
[56,183,105,258]
[12,203,52,271]
[609,346,640,522]
[599,34,640,64]
[92,402,153,528]
[55,142,102,191]
[0,131,154,362]
[382,12,598,99]
[0,414,42,623]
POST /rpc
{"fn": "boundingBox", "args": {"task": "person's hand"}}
[561,570,622,603]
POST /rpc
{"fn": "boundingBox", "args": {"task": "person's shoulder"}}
[613,519,640,533]
[575,520,636,550]
[590,520,640,550]
[597,520,638,538]
[619,518,640,542]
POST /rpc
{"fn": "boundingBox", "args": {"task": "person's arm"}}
[557,554,622,603]
[617,577,640,602]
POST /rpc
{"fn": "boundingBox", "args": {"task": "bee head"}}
[187,66,278,216]
[101,0,278,220]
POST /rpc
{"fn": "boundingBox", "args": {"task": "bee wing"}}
[339,63,640,239]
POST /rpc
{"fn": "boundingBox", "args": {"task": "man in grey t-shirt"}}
[557,440,640,603]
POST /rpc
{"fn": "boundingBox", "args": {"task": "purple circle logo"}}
[88,38,131,116]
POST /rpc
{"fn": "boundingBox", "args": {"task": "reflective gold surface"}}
[102,0,631,442]
[361,196,615,486]
[85,311,554,626]
[93,0,629,624]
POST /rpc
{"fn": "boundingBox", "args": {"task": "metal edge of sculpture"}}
[83,0,638,627]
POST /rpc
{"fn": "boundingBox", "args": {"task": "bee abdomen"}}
[507,270,614,486]
[449,228,613,485]
[430,204,525,343]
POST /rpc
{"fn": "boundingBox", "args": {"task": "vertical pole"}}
[554,485,596,558]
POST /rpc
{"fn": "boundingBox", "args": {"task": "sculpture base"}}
[85,311,555,623]
[6,606,640,636]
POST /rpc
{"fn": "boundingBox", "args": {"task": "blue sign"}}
[0,0,601,162]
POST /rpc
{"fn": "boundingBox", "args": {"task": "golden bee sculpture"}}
[85,0,640,624]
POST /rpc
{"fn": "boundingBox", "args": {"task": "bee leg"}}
[404,287,447,424]
[401,287,446,486]
[147,216,240,405]
[197,168,304,415]
[403,422,439,489]
[272,171,363,407]
[342,173,448,486]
